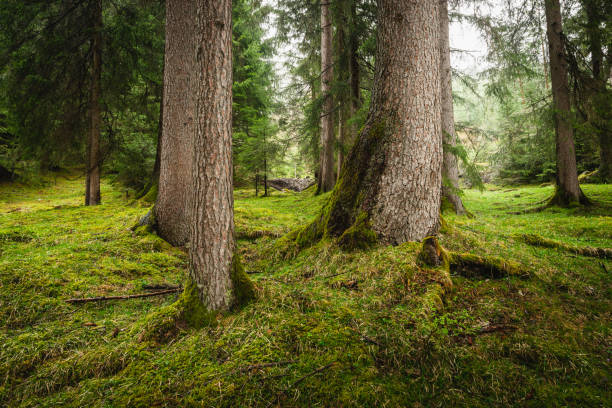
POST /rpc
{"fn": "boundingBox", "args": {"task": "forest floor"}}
[1,174,611,407]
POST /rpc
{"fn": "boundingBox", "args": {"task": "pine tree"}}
[319,0,335,193]
[284,0,442,250]
[189,0,254,311]
[155,0,196,246]
[544,0,587,205]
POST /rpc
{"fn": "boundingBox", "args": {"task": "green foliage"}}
[232,0,281,186]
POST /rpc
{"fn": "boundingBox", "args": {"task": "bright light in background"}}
[263,1,499,91]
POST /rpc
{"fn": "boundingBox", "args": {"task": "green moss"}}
[176,279,217,328]
[230,253,256,309]
[449,252,530,279]
[139,183,158,204]
[337,212,377,251]
[440,196,454,214]
[275,119,389,258]
[519,233,612,259]
[418,236,450,270]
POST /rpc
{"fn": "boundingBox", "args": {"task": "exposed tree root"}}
[519,233,612,259]
[448,252,530,279]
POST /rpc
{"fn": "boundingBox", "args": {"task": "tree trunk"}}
[155,0,196,246]
[151,63,164,191]
[336,14,349,181]
[439,0,465,214]
[86,0,102,206]
[296,0,442,247]
[544,0,587,205]
[349,0,361,139]
[319,0,335,193]
[190,0,254,312]
[584,0,611,182]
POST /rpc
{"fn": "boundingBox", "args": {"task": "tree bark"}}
[348,0,361,139]
[544,0,587,205]
[300,0,442,246]
[439,0,465,214]
[190,0,253,311]
[155,0,196,246]
[86,0,102,206]
[336,11,349,181]
[584,0,611,182]
[319,0,335,193]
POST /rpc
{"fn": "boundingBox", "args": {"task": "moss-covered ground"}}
[1,176,610,407]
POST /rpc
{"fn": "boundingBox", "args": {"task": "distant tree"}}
[318,0,335,193]
[440,0,465,214]
[544,0,587,205]
[581,0,611,182]
[190,0,254,311]
[155,0,196,246]
[86,0,102,206]
[231,0,280,186]
[0,0,164,191]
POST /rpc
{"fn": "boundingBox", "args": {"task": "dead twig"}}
[142,284,181,290]
[65,288,180,304]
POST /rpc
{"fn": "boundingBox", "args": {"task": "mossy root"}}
[519,233,612,259]
[449,252,530,279]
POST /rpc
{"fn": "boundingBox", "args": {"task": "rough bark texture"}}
[155,0,195,246]
[282,0,442,251]
[544,0,587,205]
[85,0,102,206]
[189,0,253,312]
[318,0,335,193]
[439,0,465,214]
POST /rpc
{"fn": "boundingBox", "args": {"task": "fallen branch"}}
[65,288,180,304]
[142,284,181,290]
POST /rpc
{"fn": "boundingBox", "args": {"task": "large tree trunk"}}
[439,0,465,214]
[544,0,587,204]
[86,0,102,206]
[318,0,335,193]
[189,0,254,312]
[291,0,442,248]
[155,0,196,246]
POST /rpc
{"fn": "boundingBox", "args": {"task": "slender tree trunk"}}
[151,64,164,191]
[190,0,253,312]
[86,0,102,206]
[336,13,349,181]
[544,0,587,205]
[584,0,611,182]
[155,0,196,246]
[299,0,442,246]
[439,0,465,214]
[349,0,360,136]
[319,0,335,193]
